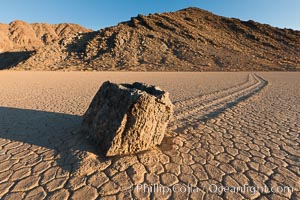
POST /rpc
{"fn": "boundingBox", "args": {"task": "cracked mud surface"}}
[0,72,299,199]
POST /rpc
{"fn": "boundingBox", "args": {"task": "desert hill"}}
[0,21,91,69]
[0,20,91,52]
[1,7,300,71]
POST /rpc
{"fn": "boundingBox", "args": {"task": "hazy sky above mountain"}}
[1,0,299,30]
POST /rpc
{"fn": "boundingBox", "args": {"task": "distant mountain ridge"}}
[1,7,300,71]
[0,20,91,52]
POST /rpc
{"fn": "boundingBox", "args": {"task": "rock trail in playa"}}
[0,72,299,200]
[171,73,267,130]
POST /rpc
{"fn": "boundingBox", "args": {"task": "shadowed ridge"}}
[0,51,34,70]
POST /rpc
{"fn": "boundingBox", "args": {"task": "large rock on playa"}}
[81,81,173,156]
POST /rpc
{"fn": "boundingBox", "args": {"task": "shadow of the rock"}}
[0,51,34,69]
[0,106,109,174]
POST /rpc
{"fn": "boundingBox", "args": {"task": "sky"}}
[1,0,299,31]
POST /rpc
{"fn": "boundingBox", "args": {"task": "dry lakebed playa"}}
[0,71,299,200]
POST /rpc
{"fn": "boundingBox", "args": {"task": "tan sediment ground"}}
[0,72,299,199]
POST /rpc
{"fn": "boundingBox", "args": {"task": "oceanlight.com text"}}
[133,183,294,195]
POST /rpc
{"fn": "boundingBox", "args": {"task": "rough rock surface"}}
[81,81,173,156]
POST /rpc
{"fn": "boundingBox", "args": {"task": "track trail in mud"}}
[170,73,268,130]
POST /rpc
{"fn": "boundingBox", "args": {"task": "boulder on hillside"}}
[81,81,173,156]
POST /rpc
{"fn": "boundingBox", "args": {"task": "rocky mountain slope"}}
[2,7,300,71]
